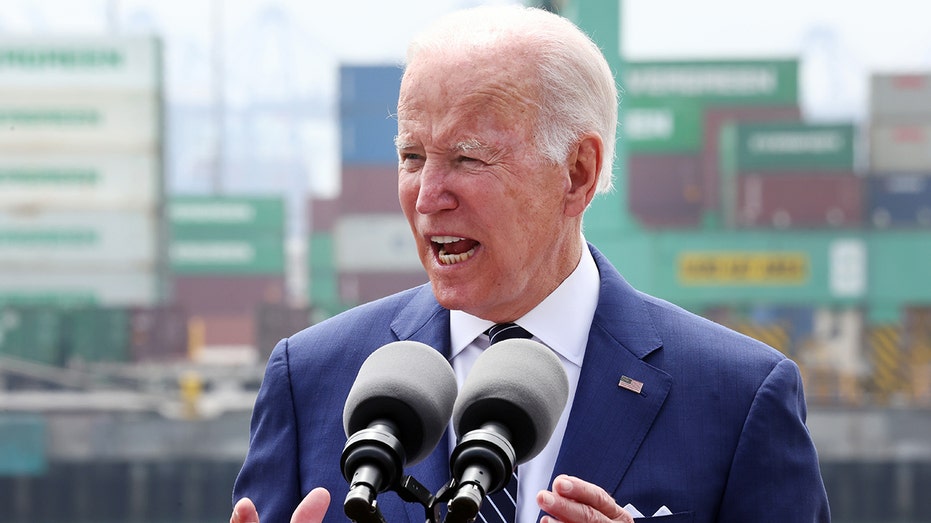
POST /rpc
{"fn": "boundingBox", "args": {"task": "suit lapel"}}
[389,285,453,522]
[552,246,671,497]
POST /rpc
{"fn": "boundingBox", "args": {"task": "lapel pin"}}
[618,375,644,394]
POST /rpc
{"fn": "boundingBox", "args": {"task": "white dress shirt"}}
[448,241,600,522]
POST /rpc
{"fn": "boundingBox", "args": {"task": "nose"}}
[415,160,457,215]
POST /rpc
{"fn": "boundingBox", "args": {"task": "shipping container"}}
[0,269,158,306]
[66,307,131,364]
[189,313,255,349]
[870,73,931,120]
[869,122,931,172]
[0,306,66,366]
[730,121,857,171]
[624,98,702,154]
[649,231,867,306]
[333,213,422,271]
[308,197,340,233]
[735,172,863,228]
[0,36,161,90]
[340,112,399,164]
[170,274,285,316]
[868,231,931,304]
[866,173,931,228]
[168,196,285,235]
[0,90,160,152]
[338,271,429,305]
[255,304,311,360]
[700,105,801,212]
[307,233,340,310]
[339,65,402,116]
[0,153,158,210]
[624,59,799,106]
[0,208,157,268]
[169,236,285,275]
[627,154,703,228]
[129,306,188,362]
[340,164,403,213]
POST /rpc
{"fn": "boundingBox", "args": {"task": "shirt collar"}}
[449,240,599,367]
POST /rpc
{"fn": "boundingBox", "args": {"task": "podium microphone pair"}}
[340,338,570,523]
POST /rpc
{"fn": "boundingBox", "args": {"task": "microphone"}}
[340,340,457,520]
[447,338,569,520]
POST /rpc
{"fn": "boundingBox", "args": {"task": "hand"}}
[537,475,634,523]
[231,488,331,523]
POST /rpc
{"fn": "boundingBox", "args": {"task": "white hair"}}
[405,5,618,193]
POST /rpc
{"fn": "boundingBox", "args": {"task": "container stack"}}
[624,59,801,228]
[0,37,167,368]
[867,73,931,228]
[168,196,287,357]
[307,65,426,315]
[719,121,861,229]
[0,36,164,306]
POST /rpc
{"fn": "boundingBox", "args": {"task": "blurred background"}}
[1,0,930,522]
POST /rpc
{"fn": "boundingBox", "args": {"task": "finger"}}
[290,487,331,523]
[538,475,634,523]
[231,497,259,523]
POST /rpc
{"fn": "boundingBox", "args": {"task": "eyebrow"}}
[393,135,415,150]
[454,138,488,153]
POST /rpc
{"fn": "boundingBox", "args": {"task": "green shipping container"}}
[169,235,285,275]
[67,307,130,363]
[168,196,285,236]
[0,306,66,366]
[730,121,856,171]
[647,231,867,308]
[307,233,340,309]
[625,98,702,154]
[624,59,799,106]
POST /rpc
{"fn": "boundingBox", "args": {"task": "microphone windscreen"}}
[343,340,457,465]
[452,338,569,464]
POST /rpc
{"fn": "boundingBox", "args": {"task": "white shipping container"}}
[0,36,160,90]
[0,153,158,210]
[0,269,158,306]
[870,73,931,120]
[334,213,421,272]
[0,89,160,151]
[870,122,931,172]
[0,209,158,268]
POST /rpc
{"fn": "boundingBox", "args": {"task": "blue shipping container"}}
[341,112,399,165]
[339,65,402,117]
[867,173,931,228]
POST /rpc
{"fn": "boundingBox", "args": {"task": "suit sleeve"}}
[718,358,831,522]
[232,338,302,522]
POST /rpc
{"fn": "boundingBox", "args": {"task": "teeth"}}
[430,236,475,265]
[431,236,463,244]
[439,247,475,265]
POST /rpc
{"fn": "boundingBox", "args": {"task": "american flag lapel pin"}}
[618,375,644,394]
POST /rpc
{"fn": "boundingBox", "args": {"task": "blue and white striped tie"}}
[478,322,533,523]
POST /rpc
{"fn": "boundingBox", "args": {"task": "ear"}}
[564,133,603,218]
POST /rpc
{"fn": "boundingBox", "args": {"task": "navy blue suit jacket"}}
[233,245,830,522]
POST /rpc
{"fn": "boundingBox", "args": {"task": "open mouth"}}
[431,236,479,265]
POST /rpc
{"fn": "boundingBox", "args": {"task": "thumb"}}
[291,487,331,523]
[231,497,259,523]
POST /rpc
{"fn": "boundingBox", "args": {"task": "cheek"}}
[397,173,418,210]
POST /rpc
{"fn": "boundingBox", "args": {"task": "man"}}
[232,5,830,523]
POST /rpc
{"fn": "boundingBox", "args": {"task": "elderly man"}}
[231,5,830,523]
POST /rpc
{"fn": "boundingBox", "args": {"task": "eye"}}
[399,152,425,166]
[458,155,483,164]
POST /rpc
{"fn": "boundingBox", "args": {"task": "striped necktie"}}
[478,322,532,523]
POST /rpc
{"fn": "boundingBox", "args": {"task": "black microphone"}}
[340,340,457,520]
[447,338,569,520]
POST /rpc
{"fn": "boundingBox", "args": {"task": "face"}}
[396,49,586,322]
